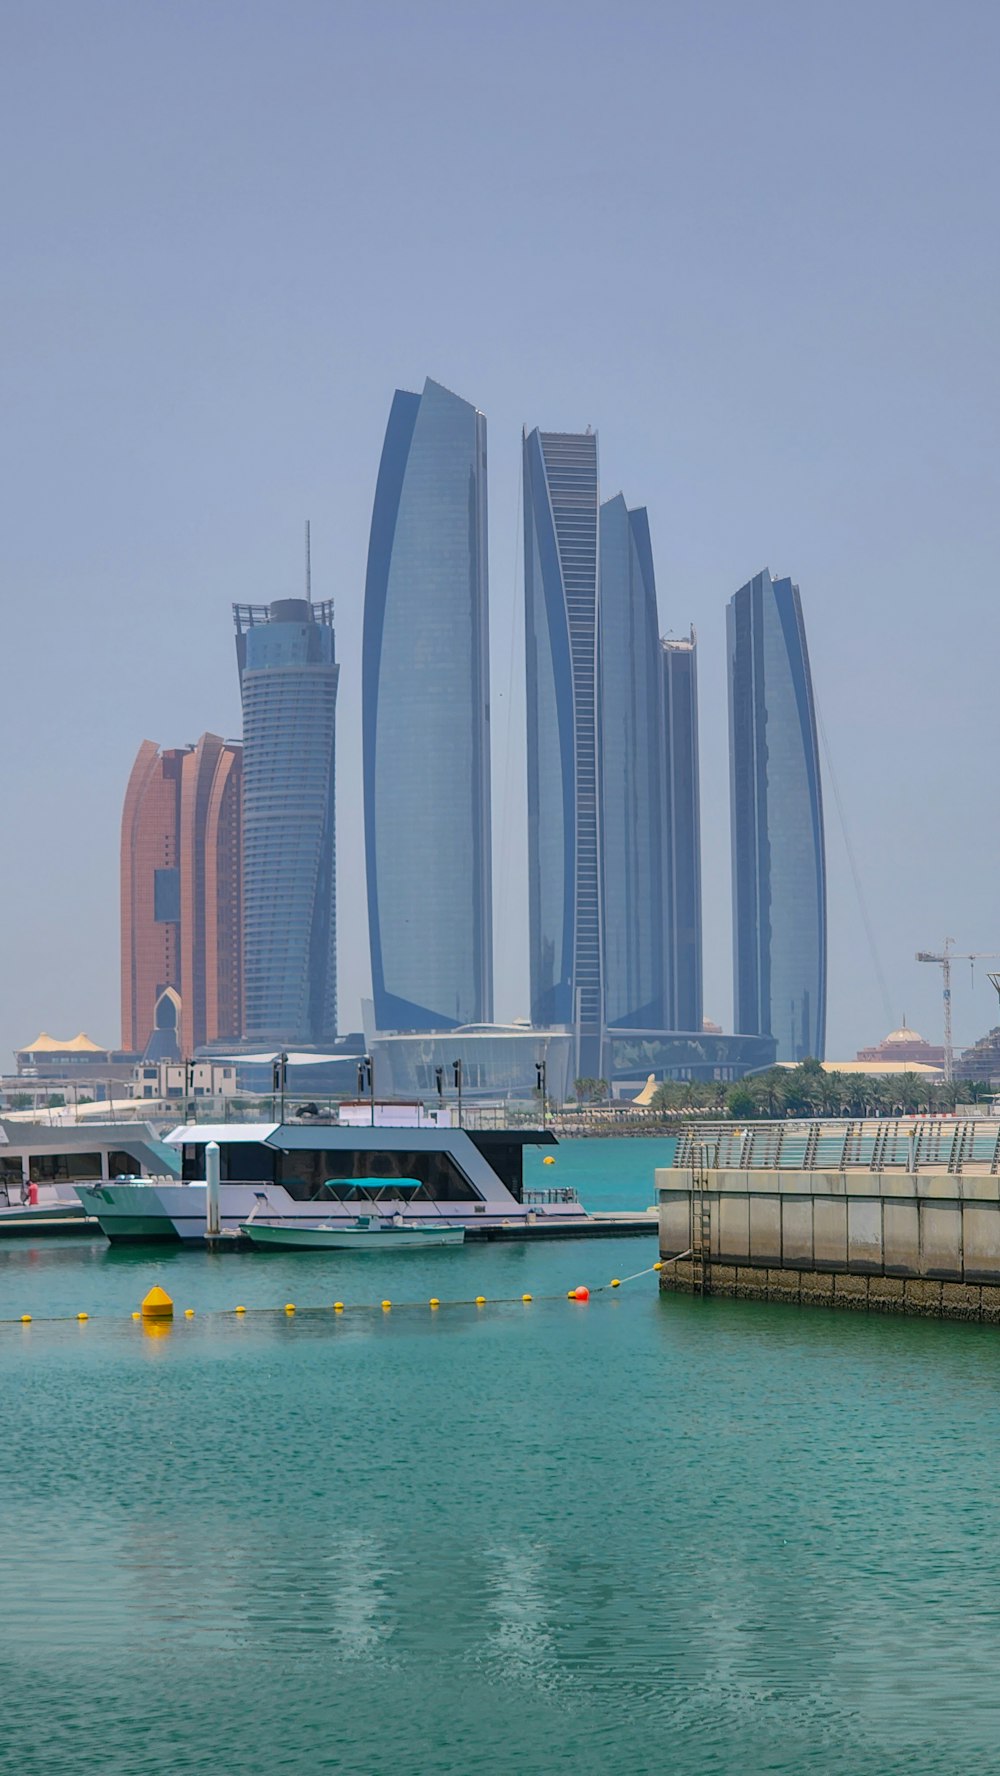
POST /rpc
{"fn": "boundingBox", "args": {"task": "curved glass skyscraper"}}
[363,378,492,1032]
[599,495,664,1030]
[523,427,603,1077]
[662,633,703,1033]
[728,569,826,1061]
[234,598,339,1045]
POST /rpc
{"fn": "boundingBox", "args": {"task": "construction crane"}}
[915,939,1000,1083]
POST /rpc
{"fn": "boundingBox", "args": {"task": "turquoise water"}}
[3,1142,1000,1774]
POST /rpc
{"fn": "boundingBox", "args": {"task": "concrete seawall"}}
[657,1164,1000,1321]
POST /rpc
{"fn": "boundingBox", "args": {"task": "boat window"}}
[181,1143,276,1183]
[27,1152,103,1182]
[108,1150,144,1179]
[274,1149,479,1202]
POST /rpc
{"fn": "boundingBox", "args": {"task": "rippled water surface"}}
[3,1144,1000,1774]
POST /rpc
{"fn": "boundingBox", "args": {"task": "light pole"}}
[535,1059,547,1130]
[453,1059,463,1127]
[358,1054,375,1125]
[272,1052,288,1123]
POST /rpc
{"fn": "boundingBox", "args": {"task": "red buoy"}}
[573,1286,590,1301]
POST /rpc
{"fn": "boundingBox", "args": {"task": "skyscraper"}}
[728,569,826,1061]
[120,734,242,1057]
[661,633,702,1032]
[363,377,492,1031]
[599,495,665,1030]
[523,427,603,1076]
[234,597,338,1045]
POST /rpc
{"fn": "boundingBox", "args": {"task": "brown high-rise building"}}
[120,735,243,1057]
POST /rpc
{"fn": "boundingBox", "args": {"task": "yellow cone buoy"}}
[141,1285,173,1321]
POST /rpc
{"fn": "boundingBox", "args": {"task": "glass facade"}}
[728,570,826,1061]
[524,429,603,1076]
[234,598,339,1044]
[599,496,665,1029]
[662,634,703,1032]
[363,378,492,1032]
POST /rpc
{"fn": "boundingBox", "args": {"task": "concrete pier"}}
[657,1119,1000,1321]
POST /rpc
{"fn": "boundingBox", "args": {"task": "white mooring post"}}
[206,1141,221,1239]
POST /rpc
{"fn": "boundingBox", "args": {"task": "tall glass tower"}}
[599,495,665,1030]
[363,378,492,1031]
[523,427,603,1077]
[234,597,339,1045]
[661,633,702,1032]
[728,569,826,1061]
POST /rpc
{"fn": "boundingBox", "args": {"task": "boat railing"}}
[523,1186,580,1206]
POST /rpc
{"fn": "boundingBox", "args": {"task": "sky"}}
[3,0,999,1066]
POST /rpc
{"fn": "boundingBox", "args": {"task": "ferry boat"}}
[75,1121,571,1243]
[0,1118,179,1235]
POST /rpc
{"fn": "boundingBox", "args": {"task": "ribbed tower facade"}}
[363,378,492,1031]
[599,495,665,1029]
[661,633,702,1032]
[235,598,338,1045]
[728,569,826,1061]
[523,428,603,1077]
[120,734,242,1057]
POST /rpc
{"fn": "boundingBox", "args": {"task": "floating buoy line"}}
[5,1257,690,1330]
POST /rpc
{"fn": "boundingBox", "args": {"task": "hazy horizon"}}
[4,0,999,1069]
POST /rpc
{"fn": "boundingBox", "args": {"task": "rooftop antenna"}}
[305,519,312,602]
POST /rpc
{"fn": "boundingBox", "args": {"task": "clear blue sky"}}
[3,0,999,1064]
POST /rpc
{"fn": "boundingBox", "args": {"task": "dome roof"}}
[884,1026,925,1045]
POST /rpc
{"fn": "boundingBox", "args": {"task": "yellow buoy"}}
[77,1312,89,1322]
[475,1295,486,1305]
[235,1305,246,1314]
[20,1314,31,1324]
[522,1293,533,1303]
[184,1308,195,1318]
[131,1311,140,1320]
[610,1278,621,1288]
[429,1298,440,1308]
[542,1155,556,1166]
[141,1285,173,1321]
[381,1299,392,1310]
[333,1302,344,1312]
[653,1261,663,1272]
[284,1303,296,1315]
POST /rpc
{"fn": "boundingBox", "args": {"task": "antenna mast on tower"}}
[305,519,312,602]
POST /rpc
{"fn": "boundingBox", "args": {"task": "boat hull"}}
[241,1222,466,1251]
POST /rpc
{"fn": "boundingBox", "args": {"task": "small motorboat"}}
[240,1212,466,1251]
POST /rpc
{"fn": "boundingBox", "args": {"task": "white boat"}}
[75,1123,572,1243]
[241,1212,465,1251]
